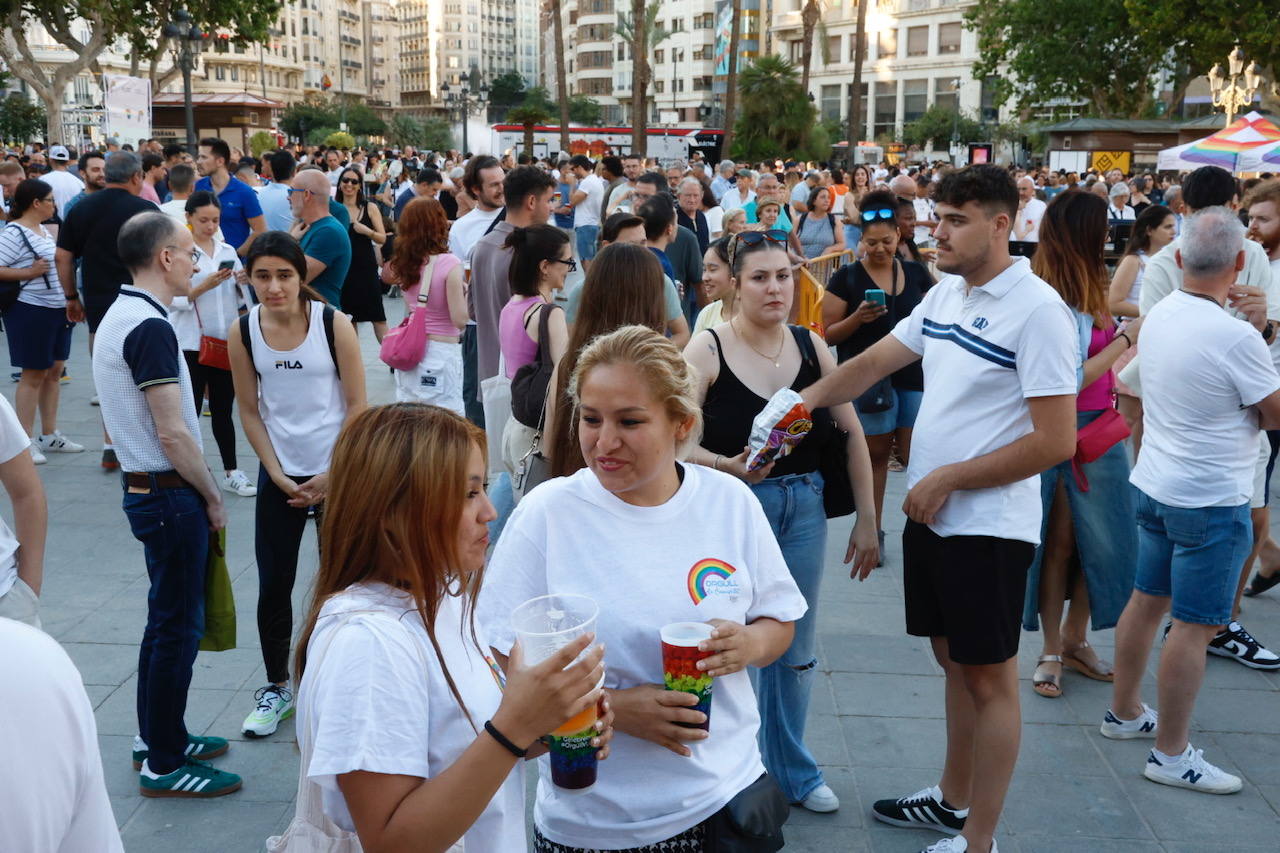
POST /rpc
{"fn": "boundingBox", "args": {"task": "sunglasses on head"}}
[861,208,896,223]
[729,229,788,265]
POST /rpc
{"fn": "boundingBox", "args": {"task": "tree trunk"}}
[0,8,111,145]
[720,0,743,157]
[800,0,819,94]
[525,123,536,155]
[846,0,868,167]
[630,0,647,158]
[552,0,571,153]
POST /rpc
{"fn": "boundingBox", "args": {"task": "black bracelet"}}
[64,293,79,301]
[484,720,527,758]
[1118,331,1132,349]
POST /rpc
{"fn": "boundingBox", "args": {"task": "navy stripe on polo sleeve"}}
[122,317,181,389]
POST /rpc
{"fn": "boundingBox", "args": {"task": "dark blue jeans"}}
[124,484,210,775]
[462,324,485,428]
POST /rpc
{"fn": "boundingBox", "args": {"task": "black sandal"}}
[1244,569,1280,597]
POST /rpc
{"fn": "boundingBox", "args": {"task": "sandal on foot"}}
[1062,642,1114,682]
[1244,569,1280,598]
[1032,655,1063,698]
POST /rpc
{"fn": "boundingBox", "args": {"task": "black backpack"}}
[511,302,559,429]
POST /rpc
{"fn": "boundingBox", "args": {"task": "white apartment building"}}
[770,0,1005,144]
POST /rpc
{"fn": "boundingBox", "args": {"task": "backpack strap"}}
[4,223,47,289]
[322,305,340,379]
[239,313,257,377]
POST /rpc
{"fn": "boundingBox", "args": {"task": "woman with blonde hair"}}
[1023,189,1141,699]
[721,206,748,236]
[276,404,609,851]
[482,326,807,852]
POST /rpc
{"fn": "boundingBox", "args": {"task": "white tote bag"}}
[480,354,512,476]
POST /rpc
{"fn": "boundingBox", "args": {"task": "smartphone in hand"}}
[865,288,886,307]
[217,259,236,271]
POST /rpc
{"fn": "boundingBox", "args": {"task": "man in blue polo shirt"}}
[195,137,265,256]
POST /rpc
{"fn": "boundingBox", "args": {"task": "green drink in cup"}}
[660,622,715,731]
[511,593,601,791]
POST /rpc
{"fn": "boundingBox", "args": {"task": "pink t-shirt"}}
[403,253,463,337]
[1078,325,1117,411]
[140,182,161,204]
[498,295,545,379]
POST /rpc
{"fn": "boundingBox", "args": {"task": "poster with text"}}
[104,75,152,147]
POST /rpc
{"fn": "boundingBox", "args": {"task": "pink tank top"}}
[1078,325,1118,411]
[404,253,463,337]
[498,295,546,379]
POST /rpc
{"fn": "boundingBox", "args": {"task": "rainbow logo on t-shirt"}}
[688,558,738,604]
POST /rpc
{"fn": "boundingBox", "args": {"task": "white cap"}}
[49,145,71,161]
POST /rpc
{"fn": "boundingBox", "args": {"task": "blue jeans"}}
[843,224,862,250]
[462,325,484,428]
[576,225,600,263]
[748,471,828,802]
[124,483,210,775]
[1134,491,1250,625]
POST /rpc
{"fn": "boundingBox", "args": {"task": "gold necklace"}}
[733,319,786,368]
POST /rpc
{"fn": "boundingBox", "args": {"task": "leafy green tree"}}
[324,131,356,149]
[387,114,424,149]
[0,93,47,144]
[248,130,276,158]
[902,106,983,150]
[280,100,338,141]
[488,71,528,108]
[966,0,1170,117]
[419,117,455,152]
[730,56,825,162]
[332,100,386,137]
[568,94,603,126]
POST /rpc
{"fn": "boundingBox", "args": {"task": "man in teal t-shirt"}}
[291,171,352,308]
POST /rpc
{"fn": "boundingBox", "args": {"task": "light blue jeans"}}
[748,471,828,802]
[843,223,862,251]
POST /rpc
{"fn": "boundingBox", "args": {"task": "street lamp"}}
[1208,44,1263,126]
[441,66,488,155]
[163,9,205,150]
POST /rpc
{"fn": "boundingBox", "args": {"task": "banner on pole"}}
[103,75,152,146]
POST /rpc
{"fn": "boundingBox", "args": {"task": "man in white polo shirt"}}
[93,211,240,799]
[1012,176,1046,242]
[800,165,1078,853]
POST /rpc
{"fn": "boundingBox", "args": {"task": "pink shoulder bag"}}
[379,256,437,371]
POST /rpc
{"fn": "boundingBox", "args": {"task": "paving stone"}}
[119,799,292,852]
[1001,772,1155,841]
[830,671,946,718]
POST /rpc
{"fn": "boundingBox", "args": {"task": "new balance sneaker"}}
[1100,703,1158,739]
[222,469,258,497]
[1207,621,1280,670]
[139,757,241,798]
[132,733,230,770]
[36,431,85,454]
[242,684,295,738]
[872,785,966,835]
[101,447,118,470]
[1143,745,1242,794]
[920,836,997,853]
[29,443,46,465]
[799,783,839,813]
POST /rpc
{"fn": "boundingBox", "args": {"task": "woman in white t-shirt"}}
[228,232,367,742]
[170,191,255,496]
[273,404,607,852]
[481,325,808,852]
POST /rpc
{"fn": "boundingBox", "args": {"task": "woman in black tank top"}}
[683,235,879,812]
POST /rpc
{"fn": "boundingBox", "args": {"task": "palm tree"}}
[733,55,819,160]
[617,1,671,157]
[721,0,743,156]
[846,0,869,163]
[507,100,555,156]
[549,0,571,153]
[799,0,821,92]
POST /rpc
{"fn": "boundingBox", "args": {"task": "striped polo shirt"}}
[891,257,1078,544]
[92,286,202,473]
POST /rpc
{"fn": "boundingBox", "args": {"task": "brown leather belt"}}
[123,471,192,492]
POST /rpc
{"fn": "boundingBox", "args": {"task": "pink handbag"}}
[1071,407,1130,492]
[379,256,436,371]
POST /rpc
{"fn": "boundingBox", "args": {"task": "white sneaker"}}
[1100,703,1158,739]
[90,394,99,406]
[1143,745,1242,794]
[921,837,997,853]
[36,431,85,453]
[242,684,294,738]
[799,783,839,813]
[222,469,258,497]
[29,443,46,465]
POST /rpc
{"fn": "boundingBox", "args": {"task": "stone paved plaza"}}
[7,311,1280,853]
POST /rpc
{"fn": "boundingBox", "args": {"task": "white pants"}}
[0,577,41,629]
[394,341,464,417]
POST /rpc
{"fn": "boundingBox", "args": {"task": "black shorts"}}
[902,519,1035,665]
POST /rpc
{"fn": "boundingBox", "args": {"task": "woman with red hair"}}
[388,196,470,414]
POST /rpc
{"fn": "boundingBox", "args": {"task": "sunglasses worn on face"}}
[728,229,788,265]
[339,178,360,185]
[862,208,896,223]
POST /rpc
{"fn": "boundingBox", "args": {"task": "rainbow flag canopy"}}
[1158,112,1280,173]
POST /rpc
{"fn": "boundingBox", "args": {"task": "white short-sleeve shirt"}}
[478,464,807,849]
[891,257,1078,543]
[300,582,526,850]
[1131,290,1280,508]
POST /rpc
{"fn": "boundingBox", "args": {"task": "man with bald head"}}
[889,174,916,200]
[290,169,351,308]
[1013,175,1047,242]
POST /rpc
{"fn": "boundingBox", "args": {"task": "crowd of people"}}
[1,135,1279,853]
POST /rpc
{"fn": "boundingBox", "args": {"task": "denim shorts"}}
[856,387,923,436]
[1133,490,1251,625]
[575,225,600,263]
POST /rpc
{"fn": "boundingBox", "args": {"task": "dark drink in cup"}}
[660,622,715,731]
[547,695,599,790]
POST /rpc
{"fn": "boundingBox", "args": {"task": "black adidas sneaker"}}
[872,785,967,835]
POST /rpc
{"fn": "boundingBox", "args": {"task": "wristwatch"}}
[64,293,79,301]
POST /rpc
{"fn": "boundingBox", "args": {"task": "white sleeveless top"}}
[1125,251,1147,305]
[249,301,346,477]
